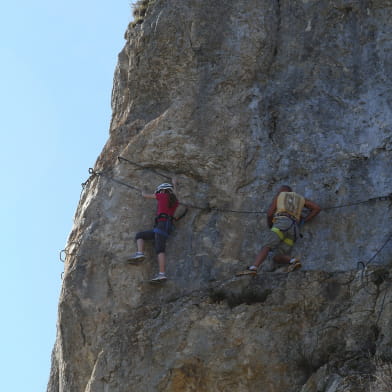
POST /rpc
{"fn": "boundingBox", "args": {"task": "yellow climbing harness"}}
[271,227,294,246]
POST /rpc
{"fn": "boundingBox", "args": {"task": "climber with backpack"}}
[128,179,179,283]
[237,185,321,275]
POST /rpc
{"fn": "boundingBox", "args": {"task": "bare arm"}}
[142,192,156,199]
[267,194,279,228]
[172,177,178,196]
[303,199,321,222]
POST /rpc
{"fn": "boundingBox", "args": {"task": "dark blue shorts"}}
[135,220,173,254]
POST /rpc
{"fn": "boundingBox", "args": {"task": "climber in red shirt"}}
[128,179,179,283]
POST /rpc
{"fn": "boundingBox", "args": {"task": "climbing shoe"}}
[150,273,167,283]
[236,266,258,276]
[128,252,145,263]
[287,259,301,272]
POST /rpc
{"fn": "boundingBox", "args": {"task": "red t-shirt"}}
[156,193,179,218]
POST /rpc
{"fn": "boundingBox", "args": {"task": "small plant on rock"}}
[131,0,154,27]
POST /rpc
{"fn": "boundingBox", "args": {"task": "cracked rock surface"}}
[48,1,392,391]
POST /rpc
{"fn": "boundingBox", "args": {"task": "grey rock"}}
[48,0,392,391]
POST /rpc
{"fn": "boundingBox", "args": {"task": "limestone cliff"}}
[48,1,392,391]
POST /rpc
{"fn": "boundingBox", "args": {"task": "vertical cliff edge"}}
[48,1,392,391]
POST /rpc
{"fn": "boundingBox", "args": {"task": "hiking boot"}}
[128,252,145,263]
[236,266,258,276]
[150,273,167,283]
[287,259,301,272]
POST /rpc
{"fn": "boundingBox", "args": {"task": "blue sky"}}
[0,2,131,390]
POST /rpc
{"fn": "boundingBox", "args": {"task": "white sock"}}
[249,265,257,270]
[289,258,296,264]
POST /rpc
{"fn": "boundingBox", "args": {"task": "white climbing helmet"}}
[155,183,174,193]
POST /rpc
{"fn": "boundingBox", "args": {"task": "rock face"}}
[48,1,392,391]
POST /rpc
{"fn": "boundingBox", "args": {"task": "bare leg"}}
[137,238,145,253]
[273,254,291,265]
[253,246,271,268]
[273,254,301,272]
[157,252,166,273]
